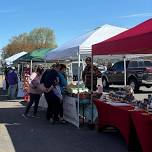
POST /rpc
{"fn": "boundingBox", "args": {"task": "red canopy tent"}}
[92,18,152,87]
[92,18,152,55]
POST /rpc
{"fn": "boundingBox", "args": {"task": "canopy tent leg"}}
[70,62,73,79]
[124,57,127,86]
[21,63,24,79]
[44,60,47,69]
[77,49,81,128]
[91,53,94,126]
[30,60,33,74]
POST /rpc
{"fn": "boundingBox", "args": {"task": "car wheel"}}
[102,77,109,88]
[129,79,139,92]
[146,85,151,88]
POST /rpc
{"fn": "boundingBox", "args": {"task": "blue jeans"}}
[8,84,17,99]
[25,93,41,116]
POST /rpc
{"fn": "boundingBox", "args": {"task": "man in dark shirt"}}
[40,64,61,122]
[7,67,18,99]
[82,57,102,91]
[41,68,58,88]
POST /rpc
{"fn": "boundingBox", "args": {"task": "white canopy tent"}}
[45,24,128,127]
[5,51,27,65]
[45,24,127,61]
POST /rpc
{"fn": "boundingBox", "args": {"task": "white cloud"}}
[118,12,152,18]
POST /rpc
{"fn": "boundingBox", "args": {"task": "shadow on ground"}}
[0,88,128,152]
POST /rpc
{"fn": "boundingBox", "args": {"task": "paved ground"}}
[1,85,151,152]
[0,91,128,152]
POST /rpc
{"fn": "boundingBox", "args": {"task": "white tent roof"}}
[46,24,127,61]
[5,51,27,65]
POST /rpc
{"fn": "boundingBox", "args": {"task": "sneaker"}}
[60,118,66,124]
[22,114,28,119]
[61,119,66,124]
[31,115,40,118]
[50,118,58,125]
[49,118,54,123]
[52,120,60,125]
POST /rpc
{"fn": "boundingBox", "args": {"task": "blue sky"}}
[0,0,152,50]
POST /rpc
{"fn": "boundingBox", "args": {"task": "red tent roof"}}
[92,18,152,55]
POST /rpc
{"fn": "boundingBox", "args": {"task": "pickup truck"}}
[102,60,152,92]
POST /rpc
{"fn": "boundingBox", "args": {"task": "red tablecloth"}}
[94,99,135,147]
[131,111,152,152]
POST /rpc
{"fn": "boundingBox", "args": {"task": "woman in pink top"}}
[22,65,44,118]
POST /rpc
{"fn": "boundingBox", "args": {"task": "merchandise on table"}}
[65,83,102,99]
[63,82,102,126]
[108,86,134,103]
[23,67,30,102]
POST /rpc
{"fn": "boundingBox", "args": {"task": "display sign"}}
[63,95,79,127]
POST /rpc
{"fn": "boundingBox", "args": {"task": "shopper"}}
[4,66,9,91]
[7,67,18,99]
[51,79,62,123]
[40,64,61,122]
[58,64,67,122]
[22,65,44,118]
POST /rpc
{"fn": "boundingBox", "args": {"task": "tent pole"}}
[44,60,47,69]
[82,59,85,71]
[77,49,80,128]
[91,53,94,125]
[21,63,24,79]
[17,64,20,74]
[124,56,127,86]
[30,60,33,74]
[69,62,73,79]
[17,63,20,80]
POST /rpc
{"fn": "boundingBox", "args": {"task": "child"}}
[52,79,63,102]
[47,79,62,123]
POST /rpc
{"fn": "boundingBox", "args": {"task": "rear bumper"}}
[142,80,152,85]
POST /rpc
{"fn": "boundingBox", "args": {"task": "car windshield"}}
[144,61,152,67]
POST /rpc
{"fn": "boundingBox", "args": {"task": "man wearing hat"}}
[7,67,18,99]
[82,57,101,91]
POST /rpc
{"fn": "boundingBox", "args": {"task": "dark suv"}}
[102,60,152,92]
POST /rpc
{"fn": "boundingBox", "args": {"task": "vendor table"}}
[39,93,97,127]
[131,110,152,152]
[93,99,138,150]
[63,95,97,127]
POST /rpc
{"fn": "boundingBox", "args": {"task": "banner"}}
[63,95,79,127]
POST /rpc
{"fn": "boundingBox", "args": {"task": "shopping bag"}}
[39,93,47,110]
[17,81,24,97]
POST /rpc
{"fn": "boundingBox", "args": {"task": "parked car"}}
[102,59,152,92]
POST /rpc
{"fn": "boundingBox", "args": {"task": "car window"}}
[144,61,152,67]
[138,61,144,67]
[112,62,119,70]
[118,62,124,71]
[128,61,138,67]
[112,62,124,71]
